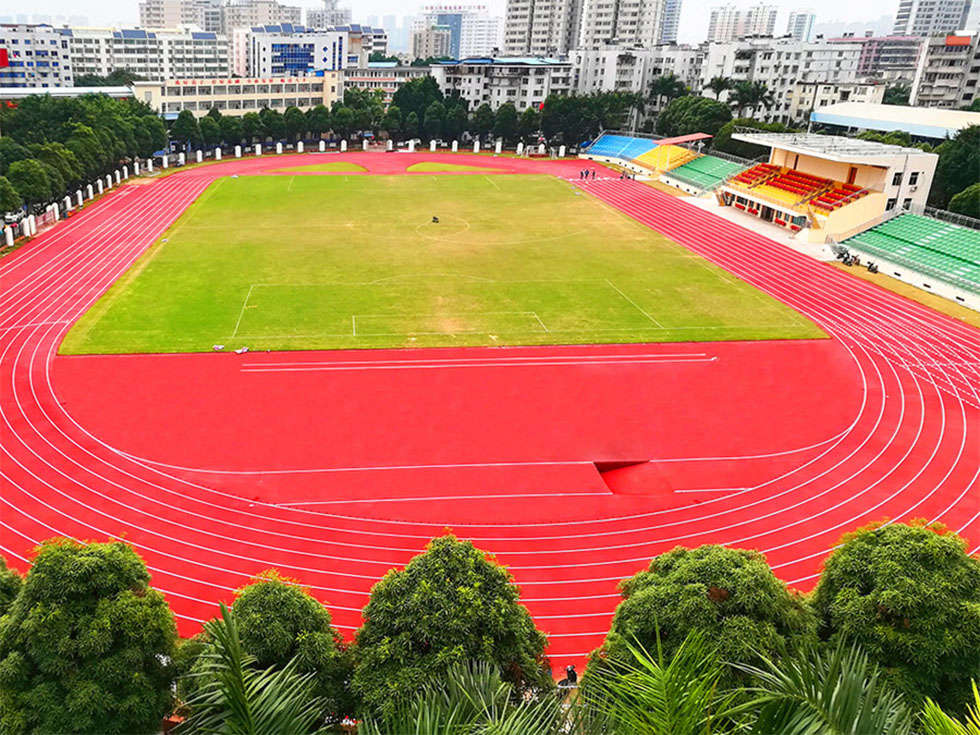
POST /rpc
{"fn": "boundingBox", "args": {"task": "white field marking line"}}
[5,168,972,568]
[673,487,748,493]
[484,175,500,189]
[532,312,549,332]
[244,352,708,367]
[241,357,717,373]
[287,175,295,192]
[230,284,255,338]
[351,314,356,337]
[0,320,71,334]
[278,492,613,506]
[605,278,665,327]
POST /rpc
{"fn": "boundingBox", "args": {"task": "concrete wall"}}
[823,192,888,240]
[768,149,887,190]
[844,249,980,313]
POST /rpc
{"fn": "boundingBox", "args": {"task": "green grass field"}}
[61,174,824,354]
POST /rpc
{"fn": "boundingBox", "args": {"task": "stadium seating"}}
[586,134,656,160]
[811,183,867,213]
[634,144,697,173]
[667,155,746,190]
[843,213,980,291]
[731,163,779,187]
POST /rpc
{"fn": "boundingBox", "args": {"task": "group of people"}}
[579,169,597,179]
[619,171,636,180]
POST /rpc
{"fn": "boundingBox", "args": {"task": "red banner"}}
[0,48,9,68]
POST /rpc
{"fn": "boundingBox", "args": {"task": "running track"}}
[1,152,978,671]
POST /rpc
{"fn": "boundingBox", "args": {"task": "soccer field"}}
[61,174,825,354]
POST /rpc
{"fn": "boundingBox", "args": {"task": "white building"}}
[244,26,347,76]
[335,25,389,66]
[910,31,980,108]
[892,0,972,37]
[577,0,667,49]
[659,0,682,43]
[786,79,885,120]
[412,25,453,59]
[414,6,503,59]
[343,63,430,102]
[63,27,230,81]
[221,0,302,34]
[139,0,222,32]
[0,23,73,87]
[742,4,778,37]
[786,10,816,42]
[572,44,702,96]
[702,38,863,123]
[826,33,923,82]
[431,56,572,111]
[707,5,742,42]
[306,0,351,29]
[503,0,583,56]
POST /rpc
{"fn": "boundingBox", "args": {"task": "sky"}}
[1,0,898,44]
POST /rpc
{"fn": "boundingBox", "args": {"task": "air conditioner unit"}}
[909,185,917,192]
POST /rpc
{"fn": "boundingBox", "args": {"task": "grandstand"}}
[662,155,746,192]
[842,213,980,306]
[585,134,656,161]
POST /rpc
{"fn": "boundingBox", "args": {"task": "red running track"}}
[1,152,978,671]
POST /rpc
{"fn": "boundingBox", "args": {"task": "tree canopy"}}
[931,125,980,208]
[0,175,24,214]
[948,182,980,218]
[657,95,732,138]
[0,540,178,734]
[811,521,980,713]
[713,118,797,159]
[352,535,552,718]
[0,557,22,616]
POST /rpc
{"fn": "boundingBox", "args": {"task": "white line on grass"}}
[230,284,255,338]
[484,176,500,189]
[604,279,665,328]
[532,312,550,332]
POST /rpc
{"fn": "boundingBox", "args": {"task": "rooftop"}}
[810,102,980,140]
[731,129,932,162]
[438,56,569,66]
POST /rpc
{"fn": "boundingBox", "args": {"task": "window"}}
[902,198,912,210]
[891,172,902,186]
[909,171,919,185]
[886,197,897,210]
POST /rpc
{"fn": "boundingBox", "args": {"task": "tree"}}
[713,118,796,158]
[198,115,221,147]
[656,96,732,138]
[180,603,327,735]
[931,126,980,208]
[706,76,732,100]
[307,104,331,139]
[586,545,815,691]
[518,106,540,140]
[0,137,31,175]
[493,102,519,142]
[811,521,980,713]
[0,175,24,214]
[391,76,444,126]
[921,683,980,735]
[422,100,446,140]
[352,535,552,718]
[138,116,168,157]
[40,161,65,199]
[0,540,178,734]
[368,51,400,63]
[284,106,307,142]
[259,108,286,141]
[403,111,419,140]
[170,109,201,149]
[883,84,911,106]
[381,104,401,140]
[444,103,467,141]
[74,69,145,86]
[948,182,980,217]
[242,112,263,143]
[473,103,495,140]
[648,73,687,109]
[6,159,51,210]
[219,115,243,146]
[332,106,356,139]
[0,556,22,616]
[728,81,775,119]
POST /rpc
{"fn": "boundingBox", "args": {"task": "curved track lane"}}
[1,153,978,668]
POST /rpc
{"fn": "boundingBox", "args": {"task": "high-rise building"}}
[892,0,972,36]
[307,0,352,29]
[221,0,302,34]
[414,6,503,59]
[244,26,347,75]
[742,4,778,37]
[707,5,742,42]
[503,0,584,56]
[659,0,682,43]
[577,0,667,48]
[63,27,230,80]
[0,24,73,87]
[412,24,453,59]
[139,0,222,32]
[910,31,980,107]
[827,33,923,81]
[786,10,816,41]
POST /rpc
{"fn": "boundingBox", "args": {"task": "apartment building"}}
[306,0,352,29]
[243,26,347,76]
[139,0,222,32]
[337,25,389,66]
[63,27,230,81]
[707,4,777,42]
[577,0,668,49]
[786,10,816,42]
[742,4,778,37]
[892,0,972,37]
[503,0,583,56]
[572,44,702,95]
[826,33,923,81]
[786,79,885,120]
[910,31,980,108]
[659,0,682,43]
[343,63,430,102]
[221,0,302,33]
[412,25,453,59]
[0,23,73,87]
[132,73,342,117]
[414,6,503,59]
[431,56,572,111]
[702,38,863,123]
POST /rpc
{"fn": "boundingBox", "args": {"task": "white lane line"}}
[243,352,708,368]
[604,279,665,328]
[230,284,254,338]
[241,357,717,373]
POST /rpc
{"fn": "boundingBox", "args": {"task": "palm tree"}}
[921,682,980,735]
[178,603,328,735]
[733,641,913,735]
[729,81,775,119]
[358,661,568,735]
[707,76,731,100]
[648,74,687,111]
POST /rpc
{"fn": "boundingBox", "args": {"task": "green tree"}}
[587,545,815,691]
[136,116,167,157]
[656,96,732,138]
[518,106,541,140]
[391,76,444,125]
[0,175,24,214]
[706,76,732,100]
[259,108,286,141]
[493,102,519,142]
[306,104,331,139]
[0,540,178,734]
[198,115,221,147]
[729,81,775,118]
[242,112,263,143]
[713,118,796,158]
[170,109,201,148]
[473,103,495,139]
[648,73,687,109]
[932,126,980,208]
[380,104,401,140]
[40,161,65,198]
[6,158,51,209]
[205,106,222,122]
[179,603,327,735]
[403,111,419,139]
[352,535,552,718]
[0,137,31,175]
[444,103,467,141]
[883,85,911,106]
[0,556,22,616]
[922,682,980,735]
[284,106,307,142]
[368,51,400,63]
[811,521,980,713]
[423,100,446,140]
[332,106,356,139]
[948,182,980,217]
[74,69,144,86]
[219,115,243,146]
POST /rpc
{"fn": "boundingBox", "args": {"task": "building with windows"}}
[503,0,584,56]
[343,63,430,102]
[707,4,777,42]
[742,4,778,37]
[62,27,230,81]
[577,0,669,49]
[892,0,972,36]
[243,26,347,76]
[139,0,222,32]
[306,0,351,29]
[786,80,885,120]
[335,25,388,66]
[221,0,302,33]
[826,33,923,81]
[572,44,702,96]
[0,23,72,87]
[910,31,980,108]
[132,73,342,118]
[414,6,503,59]
[431,56,572,111]
[412,25,453,59]
[658,0,682,43]
[786,10,816,42]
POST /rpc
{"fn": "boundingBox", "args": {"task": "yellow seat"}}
[634,145,695,173]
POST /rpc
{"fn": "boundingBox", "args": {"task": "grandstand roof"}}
[809,102,980,140]
[730,130,934,164]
